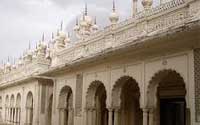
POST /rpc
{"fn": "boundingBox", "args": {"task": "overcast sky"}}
[0,0,150,62]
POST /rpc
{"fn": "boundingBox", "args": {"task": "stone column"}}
[26,108,30,125]
[67,108,74,125]
[87,108,93,125]
[108,108,113,125]
[92,108,96,125]
[84,108,88,125]
[114,108,121,125]
[59,108,65,125]
[7,108,9,122]
[149,109,154,125]
[13,108,16,125]
[10,108,13,123]
[143,108,149,125]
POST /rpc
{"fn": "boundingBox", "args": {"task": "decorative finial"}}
[113,0,116,12]
[7,57,10,62]
[85,3,88,16]
[60,21,63,31]
[42,33,45,41]
[36,43,38,49]
[82,11,86,21]
[94,16,97,24]
[52,32,54,39]
[29,41,31,50]
[76,17,79,25]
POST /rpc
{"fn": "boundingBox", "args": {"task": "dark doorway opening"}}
[160,98,186,125]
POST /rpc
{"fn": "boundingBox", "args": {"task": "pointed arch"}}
[147,69,187,125]
[16,93,21,125]
[147,69,186,108]
[58,85,73,125]
[26,91,33,125]
[86,80,108,125]
[111,75,142,125]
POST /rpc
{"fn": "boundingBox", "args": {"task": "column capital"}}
[142,108,149,113]
[149,108,154,113]
[114,107,121,113]
[108,107,114,112]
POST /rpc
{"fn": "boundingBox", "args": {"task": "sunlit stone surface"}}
[0,0,200,125]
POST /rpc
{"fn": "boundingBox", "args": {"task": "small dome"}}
[59,31,66,39]
[17,58,23,66]
[109,1,119,25]
[64,35,71,43]
[73,25,80,32]
[85,15,93,26]
[92,24,99,31]
[109,11,119,24]
[80,18,88,27]
[12,64,17,69]
[5,61,11,69]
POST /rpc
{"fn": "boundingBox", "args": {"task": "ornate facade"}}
[0,0,200,125]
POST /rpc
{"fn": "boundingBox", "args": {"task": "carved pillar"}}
[15,108,18,125]
[59,108,65,125]
[67,108,74,125]
[84,108,88,125]
[7,107,9,122]
[18,108,21,125]
[143,108,149,125]
[13,108,16,125]
[92,108,96,125]
[26,108,30,124]
[10,108,13,123]
[108,108,113,125]
[114,108,121,125]
[149,109,154,125]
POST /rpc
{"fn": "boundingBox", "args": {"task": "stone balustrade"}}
[0,0,200,85]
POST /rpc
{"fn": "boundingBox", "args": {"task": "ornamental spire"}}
[113,0,116,12]
[42,33,45,41]
[60,20,63,31]
[85,3,88,16]
[29,41,31,50]
[52,32,54,39]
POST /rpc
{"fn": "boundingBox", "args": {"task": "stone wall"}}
[194,48,200,122]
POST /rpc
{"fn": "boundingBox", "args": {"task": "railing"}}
[54,0,190,66]
[0,0,199,84]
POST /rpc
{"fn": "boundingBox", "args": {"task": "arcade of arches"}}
[0,69,190,125]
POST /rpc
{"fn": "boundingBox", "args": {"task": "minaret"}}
[109,0,119,25]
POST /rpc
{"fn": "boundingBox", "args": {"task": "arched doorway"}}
[147,69,187,125]
[58,86,73,125]
[10,95,15,124]
[26,92,33,125]
[112,76,142,125]
[16,93,21,125]
[86,81,108,125]
[47,94,53,125]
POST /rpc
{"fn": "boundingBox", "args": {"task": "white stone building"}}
[0,0,200,125]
